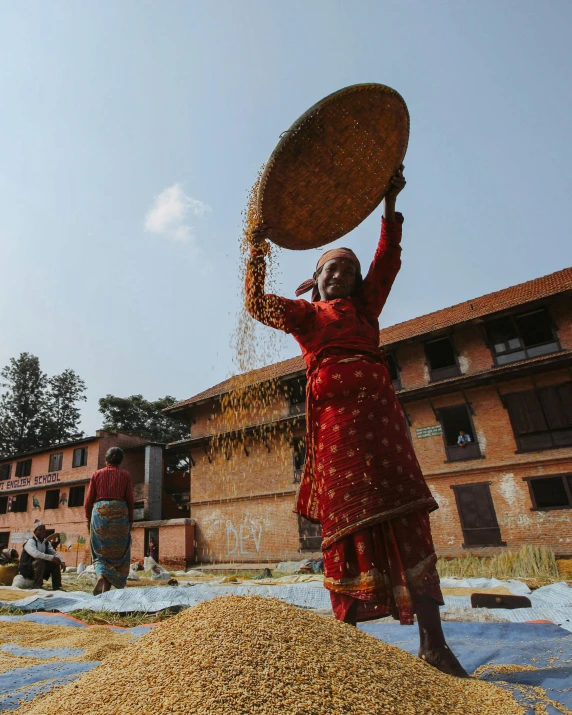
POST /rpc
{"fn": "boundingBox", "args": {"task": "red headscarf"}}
[295,248,361,302]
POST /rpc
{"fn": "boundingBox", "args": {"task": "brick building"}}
[0,431,195,568]
[166,267,572,563]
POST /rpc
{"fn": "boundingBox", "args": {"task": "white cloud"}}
[144,184,211,249]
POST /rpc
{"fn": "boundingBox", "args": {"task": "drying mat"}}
[258,83,409,250]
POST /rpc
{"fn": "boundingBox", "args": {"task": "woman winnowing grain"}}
[246,168,467,678]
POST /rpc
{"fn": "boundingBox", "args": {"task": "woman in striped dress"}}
[85,447,134,595]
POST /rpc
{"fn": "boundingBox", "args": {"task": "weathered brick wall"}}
[550,297,572,349]
[407,368,572,556]
[406,373,572,477]
[428,462,572,557]
[192,391,291,439]
[0,432,150,559]
[393,294,572,392]
[0,440,98,554]
[97,431,149,469]
[192,494,311,563]
[185,295,572,561]
[121,450,145,486]
[394,342,426,389]
[454,325,492,374]
[191,434,295,504]
[189,429,320,563]
[132,521,195,568]
[0,439,98,490]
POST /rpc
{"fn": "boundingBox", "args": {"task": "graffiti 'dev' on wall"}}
[226,521,263,555]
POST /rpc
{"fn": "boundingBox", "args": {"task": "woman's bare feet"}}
[418,644,469,678]
[92,577,104,596]
[92,575,111,596]
[416,595,468,678]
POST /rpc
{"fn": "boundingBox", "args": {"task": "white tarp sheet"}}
[2,580,571,631]
[439,577,532,596]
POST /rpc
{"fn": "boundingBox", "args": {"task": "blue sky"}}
[0,1,571,434]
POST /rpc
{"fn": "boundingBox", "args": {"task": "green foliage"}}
[45,369,87,445]
[0,353,87,458]
[0,353,48,455]
[98,394,189,472]
[98,394,187,444]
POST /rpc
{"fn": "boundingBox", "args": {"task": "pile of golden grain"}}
[17,596,523,715]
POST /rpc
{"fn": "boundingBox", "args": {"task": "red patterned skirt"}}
[323,510,443,624]
[305,356,443,624]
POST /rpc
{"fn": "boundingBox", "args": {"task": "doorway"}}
[451,483,505,548]
[145,528,159,561]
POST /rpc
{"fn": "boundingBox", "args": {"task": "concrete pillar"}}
[145,444,163,521]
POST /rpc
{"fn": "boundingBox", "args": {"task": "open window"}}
[49,453,63,472]
[0,533,9,549]
[451,483,505,547]
[486,309,559,365]
[438,404,481,461]
[298,515,322,551]
[0,497,8,514]
[15,460,32,478]
[292,437,306,484]
[524,474,572,510]
[505,383,572,452]
[0,464,11,481]
[386,352,401,390]
[68,485,85,507]
[11,494,28,513]
[44,489,60,510]
[72,448,88,468]
[424,337,461,381]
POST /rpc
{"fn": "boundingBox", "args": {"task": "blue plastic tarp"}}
[0,614,570,713]
[0,613,155,711]
[360,621,572,714]
[3,581,571,632]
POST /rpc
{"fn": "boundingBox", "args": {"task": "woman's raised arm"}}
[361,168,407,317]
[246,225,312,333]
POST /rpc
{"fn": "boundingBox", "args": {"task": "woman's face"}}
[317,257,357,300]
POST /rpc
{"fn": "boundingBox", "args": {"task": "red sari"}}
[246,214,443,624]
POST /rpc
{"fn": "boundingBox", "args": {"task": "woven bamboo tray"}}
[258,83,409,250]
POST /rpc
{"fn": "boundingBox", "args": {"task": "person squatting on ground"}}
[85,446,134,596]
[246,168,467,677]
[18,521,66,590]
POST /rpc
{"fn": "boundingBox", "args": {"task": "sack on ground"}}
[0,564,19,587]
[12,574,35,589]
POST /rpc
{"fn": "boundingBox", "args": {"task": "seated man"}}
[457,430,472,448]
[18,521,66,590]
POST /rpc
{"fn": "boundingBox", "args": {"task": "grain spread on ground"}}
[0,588,35,602]
[0,619,133,674]
[16,596,524,715]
